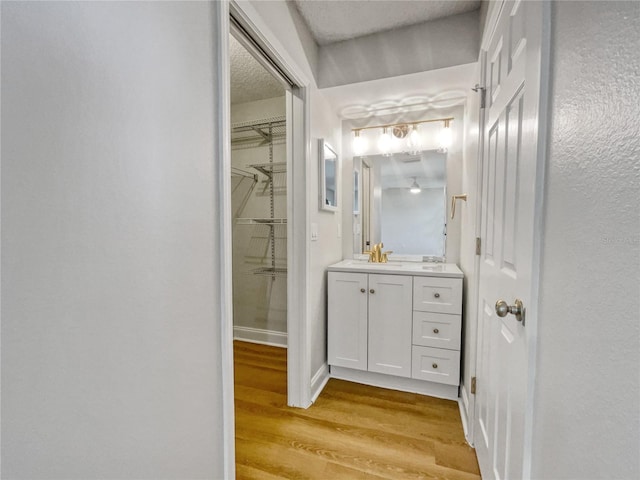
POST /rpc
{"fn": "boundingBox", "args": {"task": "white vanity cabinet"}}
[329,272,413,377]
[327,260,463,400]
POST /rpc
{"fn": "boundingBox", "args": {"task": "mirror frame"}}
[319,139,339,212]
[352,150,448,258]
[353,169,360,214]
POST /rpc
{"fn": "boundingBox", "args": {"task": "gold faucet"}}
[364,242,394,263]
[365,243,380,262]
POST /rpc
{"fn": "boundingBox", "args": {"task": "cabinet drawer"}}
[412,312,461,350]
[411,346,460,386]
[413,277,462,314]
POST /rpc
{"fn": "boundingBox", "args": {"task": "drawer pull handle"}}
[434,292,440,298]
[360,288,366,293]
[370,289,375,294]
[432,363,438,369]
[433,328,439,334]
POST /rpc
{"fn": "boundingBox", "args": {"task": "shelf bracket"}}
[250,126,272,143]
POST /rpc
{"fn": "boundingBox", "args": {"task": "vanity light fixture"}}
[353,129,367,156]
[351,117,453,156]
[438,119,453,152]
[378,127,392,156]
[409,177,421,194]
[406,124,421,153]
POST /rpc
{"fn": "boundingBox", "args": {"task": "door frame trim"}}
[461,50,487,447]
[522,1,552,474]
[228,0,313,408]
[212,3,235,478]
[217,1,313,474]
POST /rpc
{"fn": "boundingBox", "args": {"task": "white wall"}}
[248,1,343,386]
[231,97,288,340]
[308,87,344,383]
[531,2,640,478]
[248,0,317,83]
[1,2,227,478]
[318,10,480,88]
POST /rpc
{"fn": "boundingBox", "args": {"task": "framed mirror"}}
[353,150,447,257]
[319,139,338,212]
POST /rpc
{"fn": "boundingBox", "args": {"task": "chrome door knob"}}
[495,299,525,324]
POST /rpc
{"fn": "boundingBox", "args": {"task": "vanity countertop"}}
[327,259,463,278]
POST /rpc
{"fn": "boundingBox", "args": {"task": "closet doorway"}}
[230,33,288,348]
[227,6,311,411]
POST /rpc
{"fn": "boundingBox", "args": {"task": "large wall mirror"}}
[353,150,446,257]
[319,139,338,212]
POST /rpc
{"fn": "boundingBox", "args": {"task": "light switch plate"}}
[311,222,319,241]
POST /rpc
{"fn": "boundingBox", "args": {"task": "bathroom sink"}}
[346,260,403,267]
[328,259,463,279]
[422,264,444,272]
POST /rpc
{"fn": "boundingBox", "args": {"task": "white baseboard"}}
[233,326,287,348]
[310,363,330,404]
[330,366,459,401]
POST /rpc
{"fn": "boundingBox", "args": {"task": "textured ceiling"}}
[230,35,285,105]
[293,0,481,45]
[322,63,475,119]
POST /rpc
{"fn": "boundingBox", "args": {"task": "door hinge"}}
[472,84,486,109]
[475,237,481,256]
[471,376,477,395]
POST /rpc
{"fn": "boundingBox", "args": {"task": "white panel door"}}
[328,272,368,370]
[474,1,547,478]
[368,274,413,378]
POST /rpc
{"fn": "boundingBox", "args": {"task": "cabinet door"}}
[368,274,413,378]
[328,272,368,371]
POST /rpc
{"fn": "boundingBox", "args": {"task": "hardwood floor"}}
[234,341,480,479]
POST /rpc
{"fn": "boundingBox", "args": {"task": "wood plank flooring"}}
[234,341,480,479]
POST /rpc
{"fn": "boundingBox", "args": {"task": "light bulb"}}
[406,125,421,153]
[378,127,392,156]
[438,120,452,151]
[353,130,367,156]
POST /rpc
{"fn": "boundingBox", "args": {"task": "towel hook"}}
[451,194,468,220]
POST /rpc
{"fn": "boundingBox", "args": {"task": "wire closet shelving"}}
[232,116,287,278]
